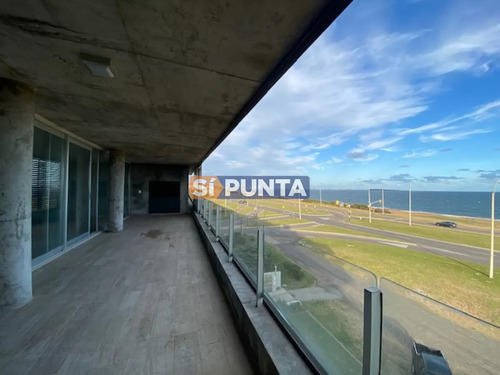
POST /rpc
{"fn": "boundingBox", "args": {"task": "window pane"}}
[98,151,109,231]
[47,134,64,250]
[90,150,98,232]
[32,127,50,259]
[67,143,90,241]
[32,127,64,259]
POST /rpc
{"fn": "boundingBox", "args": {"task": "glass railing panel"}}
[380,278,500,375]
[263,237,377,375]
[232,212,260,284]
[214,202,219,229]
[219,206,230,247]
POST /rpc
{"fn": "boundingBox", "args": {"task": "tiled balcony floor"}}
[0,215,253,375]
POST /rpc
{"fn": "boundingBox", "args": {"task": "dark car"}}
[435,221,457,228]
[412,342,453,375]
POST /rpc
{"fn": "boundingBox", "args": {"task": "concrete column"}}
[196,165,202,212]
[180,167,189,214]
[108,149,125,232]
[0,78,35,307]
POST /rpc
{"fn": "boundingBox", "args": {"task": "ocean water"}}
[309,189,500,220]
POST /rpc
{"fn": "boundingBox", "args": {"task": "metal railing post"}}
[215,206,220,240]
[208,201,212,227]
[362,287,382,375]
[228,212,234,262]
[256,228,264,307]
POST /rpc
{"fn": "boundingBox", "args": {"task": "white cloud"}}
[346,152,379,162]
[416,23,500,76]
[380,147,398,152]
[403,150,437,159]
[420,129,492,142]
[396,99,500,145]
[357,136,403,152]
[226,160,245,168]
[204,2,500,178]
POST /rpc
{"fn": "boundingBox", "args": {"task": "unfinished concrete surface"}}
[0,79,34,307]
[0,215,254,374]
[108,150,126,232]
[193,211,313,375]
[131,164,189,215]
[0,0,351,166]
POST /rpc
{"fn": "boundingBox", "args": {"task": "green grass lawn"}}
[351,219,500,250]
[212,200,255,215]
[263,245,316,289]
[263,218,311,226]
[253,199,330,215]
[257,209,284,219]
[297,224,391,240]
[302,300,363,360]
[272,299,362,374]
[306,237,500,326]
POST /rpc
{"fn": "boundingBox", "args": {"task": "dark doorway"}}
[149,181,180,213]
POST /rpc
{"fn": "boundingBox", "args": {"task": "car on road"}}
[434,221,457,228]
[412,342,453,375]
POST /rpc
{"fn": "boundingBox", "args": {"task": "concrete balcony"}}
[0,215,252,375]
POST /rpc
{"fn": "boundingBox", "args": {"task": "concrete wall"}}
[131,164,189,215]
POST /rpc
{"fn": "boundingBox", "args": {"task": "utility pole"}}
[490,180,499,278]
[298,199,302,220]
[319,186,322,207]
[409,183,412,226]
[382,189,385,215]
[368,188,372,224]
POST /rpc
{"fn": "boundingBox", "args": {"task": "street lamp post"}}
[298,198,302,220]
[367,188,381,224]
[319,186,322,207]
[490,179,500,279]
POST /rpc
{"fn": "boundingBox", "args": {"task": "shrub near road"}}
[233,232,315,289]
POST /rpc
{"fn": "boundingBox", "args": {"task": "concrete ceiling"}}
[0,0,351,166]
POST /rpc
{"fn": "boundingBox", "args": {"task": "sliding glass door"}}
[67,142,91,243]
[32,127,65,261]
[98,151,109,231]
[32,123,111,264]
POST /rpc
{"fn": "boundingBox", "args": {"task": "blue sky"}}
[204,0,500,192]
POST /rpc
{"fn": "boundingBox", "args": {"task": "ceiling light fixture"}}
[80,53,115,78]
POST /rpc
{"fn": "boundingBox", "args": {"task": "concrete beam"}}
[0,78,35,307]
[108,149,125,232]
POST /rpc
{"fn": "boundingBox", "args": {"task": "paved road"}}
[252,203,500,268]
[308,214,500,268]
[264,228,500,375]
